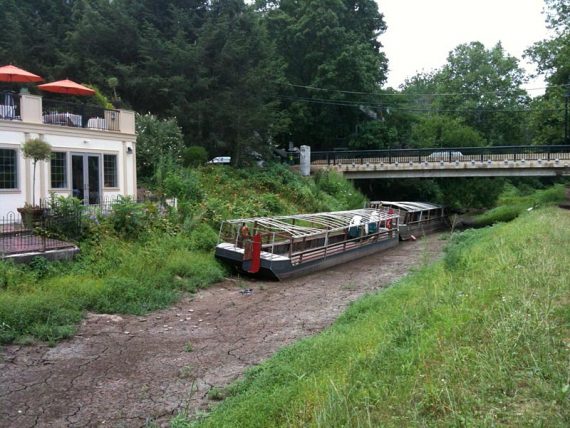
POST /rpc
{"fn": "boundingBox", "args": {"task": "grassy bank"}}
[0,165,365,344]
[473,183,565,226]
[0,232,226,344]
[176,207,569,427]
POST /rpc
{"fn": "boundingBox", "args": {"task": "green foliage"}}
[474,183,565,226]
[349,120,400,150]
[0,261,34,291]
[313,170,367,210]
[136,113,185,181]
[22,138,52,162]
[84,83,113,109]
[0,152,365,345]
[162,169,204,202]
[0,231,225,344]
[44,194,86,239]
[260,0,388,150]
[439,177,506,210]
[403,42,529,147]
[191,1,282,165]
[182,146,209,167]
[22,138,52,206]
[526,0,570,86]
[108,196,146,239]
[180,208,570,427]
[411,115,486,148]
[189,223,219,252]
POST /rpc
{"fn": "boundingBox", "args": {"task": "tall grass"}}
[474,183,565,226]
[0,232,226,344]
[175,207,569,427]
[0,165,366,344]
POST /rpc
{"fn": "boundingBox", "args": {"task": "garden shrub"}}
[182,146,208,167]
[163,169,204,202]
[108,196,145,239]
[189,223,219,252]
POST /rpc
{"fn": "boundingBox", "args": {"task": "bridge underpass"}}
[306,145,570,179]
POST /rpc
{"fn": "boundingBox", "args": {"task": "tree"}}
[403,42,530,146]
[135,113,185,181]
[22,138,52,207]
[411,115,485,148]
[182,146,209,167]
[189,0,282,165]
[525,0,570,144]
[259,0,388,150]
[526,0,570,86]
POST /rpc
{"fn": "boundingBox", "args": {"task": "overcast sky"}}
[378,0,552,92]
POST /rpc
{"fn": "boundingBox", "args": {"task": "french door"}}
[71,154,101,205]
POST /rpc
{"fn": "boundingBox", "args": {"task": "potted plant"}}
[17,138,52,226]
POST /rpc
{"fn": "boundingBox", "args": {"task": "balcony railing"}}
[42,99,120,131]
[0,91,21,121]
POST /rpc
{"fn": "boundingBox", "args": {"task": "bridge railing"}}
[311,145,570,165]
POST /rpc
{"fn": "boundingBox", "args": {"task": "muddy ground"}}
[0,234,446,427]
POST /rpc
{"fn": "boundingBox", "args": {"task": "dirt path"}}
[0,234,446,427]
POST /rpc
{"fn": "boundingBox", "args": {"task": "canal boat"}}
[215,208,400,280]
[368,201,447,240]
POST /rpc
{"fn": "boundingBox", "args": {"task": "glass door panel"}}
[88,155,100,204]
[72,155,85,201]
[71,154,101,205]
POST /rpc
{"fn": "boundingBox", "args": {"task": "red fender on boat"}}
[248,234,262,273]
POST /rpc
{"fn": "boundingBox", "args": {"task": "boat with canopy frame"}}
[368,201,447,240]
[215,208,400,280]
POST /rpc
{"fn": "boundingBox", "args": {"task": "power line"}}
[274,81,570,98]
[277,94,565,113]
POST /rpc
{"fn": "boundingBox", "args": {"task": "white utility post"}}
[300,145,311,176]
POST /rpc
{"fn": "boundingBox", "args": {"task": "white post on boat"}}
[300,145,311,176]
[270,232,276,268]
[218,221,224,245]
[324,231,329,259]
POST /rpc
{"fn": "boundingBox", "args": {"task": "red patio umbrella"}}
[0,64,43,83]
[37,79,95,96]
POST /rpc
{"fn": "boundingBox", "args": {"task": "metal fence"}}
[0,208,82,257]
[0,91,21,121]
[42,98,120,131]
[311,145,570,165]
[0,195,176,258]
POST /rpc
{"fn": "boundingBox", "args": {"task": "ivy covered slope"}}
[175,164,367,225]
[176,207,570,427]
[0,165,366,345]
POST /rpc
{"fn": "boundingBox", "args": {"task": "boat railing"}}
[290,226,397,265]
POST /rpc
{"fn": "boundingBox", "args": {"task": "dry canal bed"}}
[0,234,445,427]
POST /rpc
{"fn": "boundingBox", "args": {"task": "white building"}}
[0,92,137,219]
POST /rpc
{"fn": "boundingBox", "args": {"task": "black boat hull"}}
[215,234,400,281]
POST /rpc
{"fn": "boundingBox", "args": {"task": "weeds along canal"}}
[0,233,447,427]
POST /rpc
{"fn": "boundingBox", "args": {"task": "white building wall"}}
[0,126,137,220]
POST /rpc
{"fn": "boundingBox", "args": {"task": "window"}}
[103,154,117,187]
[0,148,17,189]
[50,152,67,189]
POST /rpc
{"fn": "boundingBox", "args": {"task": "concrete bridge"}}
[306,145,570,179]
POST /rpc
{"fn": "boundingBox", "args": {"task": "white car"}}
[427,151,463,160]
[207,156,231,164]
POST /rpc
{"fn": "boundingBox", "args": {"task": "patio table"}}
[87,117,107,130]
[43,112,82,127]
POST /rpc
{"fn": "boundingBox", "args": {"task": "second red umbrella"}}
[37,79,95,96]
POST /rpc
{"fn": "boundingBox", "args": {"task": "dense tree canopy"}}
[0,0,566,168]
[525,0,570,144]
[256,0,388,149]
[403,42,530,146]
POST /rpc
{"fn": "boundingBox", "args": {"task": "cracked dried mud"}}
[0,234,445,427]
